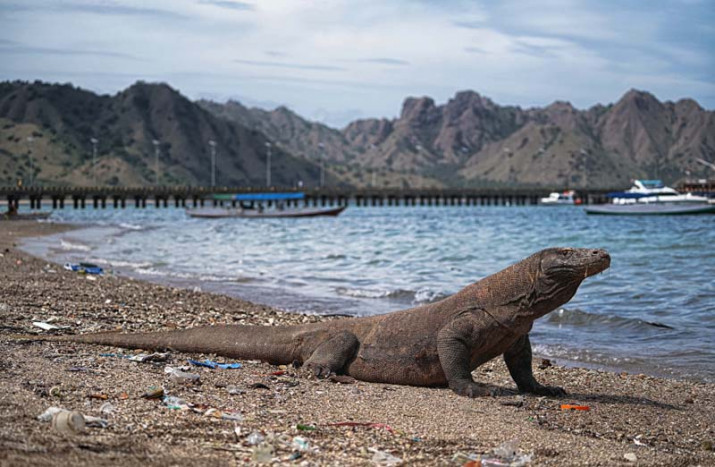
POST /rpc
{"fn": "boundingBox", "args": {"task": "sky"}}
[0,0,713,127]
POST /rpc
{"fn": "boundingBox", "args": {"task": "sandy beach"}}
[1,221,713,466]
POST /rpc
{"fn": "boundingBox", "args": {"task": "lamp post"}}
[318,142,325,188]
[89,138,98,186]
[26,136,35,186]
[152,139,160,186]
[208,140,217,187]
[265,141,272,188]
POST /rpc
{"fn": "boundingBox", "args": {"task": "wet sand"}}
[1,221,713,466]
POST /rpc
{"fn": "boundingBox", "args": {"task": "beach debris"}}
[560,404,590,411]
[251,442,275,464]
[188,358,242,369]
[87,393,108,400]
[296,423,317,431]
[162,395,189,410]
[226,385,246,395]
[32,321,61,331]
[99,402,114,415]
[456,439,530,467]
[624,452,637,462]
[292,436,310,451]
[369,447,402,466]
[49,386,61,397]
[83,415,109,428]
[64,262,103,275]
[538,358,552,369]
[247,431,265,445]
[51,410,86,435]
[249,382,270,390]
[165,366,201,385]
[100,352,170,363]
[37,407,64,422]
[141,386,165,399]
[327,421,394,433]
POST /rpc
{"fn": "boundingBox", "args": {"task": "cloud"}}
[234,59,346,71]
[0,40,142,60]
[0,0,187,19]
[356,58,410,66]
[198,0,254,11]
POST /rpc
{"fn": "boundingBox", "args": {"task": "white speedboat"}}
[540,190,579,205]
[584,180,715,215]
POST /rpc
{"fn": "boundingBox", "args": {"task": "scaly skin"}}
[49,247,610,397]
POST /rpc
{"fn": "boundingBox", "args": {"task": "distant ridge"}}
[1,80,713,188]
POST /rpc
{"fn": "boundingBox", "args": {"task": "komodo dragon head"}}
[526,247,610,318]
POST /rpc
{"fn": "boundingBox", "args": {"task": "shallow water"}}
[22,205,715,382]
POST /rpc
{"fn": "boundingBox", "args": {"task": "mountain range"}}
[1,80,713,189]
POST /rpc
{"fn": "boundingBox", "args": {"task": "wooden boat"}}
[185,192,347,219]
[186,205,346,219]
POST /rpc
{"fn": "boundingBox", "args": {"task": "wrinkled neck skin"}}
[454,253,585,330]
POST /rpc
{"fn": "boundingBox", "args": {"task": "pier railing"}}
[1,186,622,210]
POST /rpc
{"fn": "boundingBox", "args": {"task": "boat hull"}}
[584,203,715,216]
[186,206,347,219]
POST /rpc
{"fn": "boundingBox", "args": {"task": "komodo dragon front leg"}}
[437,316,493,397]
[302,331,359,377]
[504,334,566,396]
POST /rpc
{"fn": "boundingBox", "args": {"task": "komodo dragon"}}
[47,247,610,397]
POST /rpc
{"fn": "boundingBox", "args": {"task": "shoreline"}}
[19,221,709,385]
[1,220,714,465]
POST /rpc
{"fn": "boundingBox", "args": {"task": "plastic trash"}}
[64,262,103,275]
[292,436,310,451]
[369,448,401,466]
[624,453,637,462]
[251,442,275,464]
[163,396,189,410]
[49,386,61,397]
[129,352,169,363]
[99,402,114,415]
[51,410,86,434]
[165,367,201,385]
[246,431,265,445]
[83,415,109,428]
[187,359,242,369]
[481,439,532,467]
[560,404,590,411]
[32,321,60,331]
[296,423,316,431]
[37,407,63,422]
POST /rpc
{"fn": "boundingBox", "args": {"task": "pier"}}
[0,186,620,211]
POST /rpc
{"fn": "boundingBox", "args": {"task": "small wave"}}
[335,287,415,300]
[59,240,92,252]
[118,222,144,231]
[545,308,675,331]
[413,288,448,304]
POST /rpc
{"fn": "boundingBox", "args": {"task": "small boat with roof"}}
[185,192,346,219]
[584,180,715,215]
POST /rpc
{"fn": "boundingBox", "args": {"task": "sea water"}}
[22,205,715,382]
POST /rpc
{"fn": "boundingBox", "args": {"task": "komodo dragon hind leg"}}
[303,331,359,378]
[504,334,566,396]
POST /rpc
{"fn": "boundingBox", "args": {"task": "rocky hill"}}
[2,80,713,189]
[0,81,327,187]
[205,89,714,188]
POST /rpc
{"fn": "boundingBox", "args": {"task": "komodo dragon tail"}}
[15,325,300,364]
